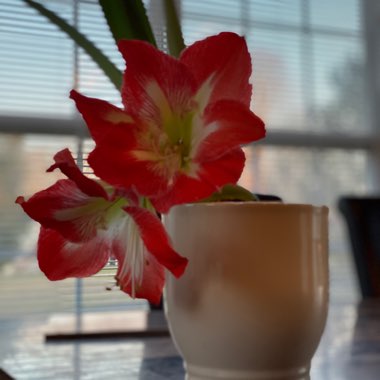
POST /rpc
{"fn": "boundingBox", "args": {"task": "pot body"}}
[164,202,329,380]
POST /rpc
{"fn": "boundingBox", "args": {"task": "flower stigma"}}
[133,81,203,186]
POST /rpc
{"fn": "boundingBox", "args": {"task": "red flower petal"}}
[47,148,108,199]
[88,130,171,197]
[196,99,266,162]
[199,147,246,188]
[16,179,108,242]
[37,227,110,280]
[110,207,186,304]
[113,240,165,305]
[118,39,196,120]
[151,148,245,213]
[180,32,252,107]
[124,206,188,278]
[150,174,215,214]
[70,90,134,143]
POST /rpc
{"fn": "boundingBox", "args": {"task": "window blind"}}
[0,0,371,316]
[0,0,74,118]
[0,0,368,134]
[0,0,152,317]
[181,0,366,134]
[0,0,143,119]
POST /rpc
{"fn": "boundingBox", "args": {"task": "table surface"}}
[1,297,380,380]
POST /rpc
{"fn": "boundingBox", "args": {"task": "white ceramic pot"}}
[164,202,329,380]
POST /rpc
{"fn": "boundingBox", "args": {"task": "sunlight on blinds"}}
[0,0,74,117]
[77,0,123,105]
[182,0,366,134]
[0,0,366,132]
[0,0,150,118]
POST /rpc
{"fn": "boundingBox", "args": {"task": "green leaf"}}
[164,0,185,57]
[199,184,259,203]
[23,0,122,90]
[99,0,156,47]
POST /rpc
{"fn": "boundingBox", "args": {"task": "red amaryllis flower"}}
[16,149,187,304]
[70,32,265,213]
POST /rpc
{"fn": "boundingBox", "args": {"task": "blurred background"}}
[0,0,378,319]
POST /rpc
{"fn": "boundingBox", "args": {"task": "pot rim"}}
[168,201,328,213]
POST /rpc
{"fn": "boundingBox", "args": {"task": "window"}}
[0,0,375,316]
